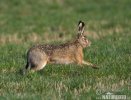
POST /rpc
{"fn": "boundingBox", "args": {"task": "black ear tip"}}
[78,20,82,24]
[79,20,82,23]
[78,20,85,26]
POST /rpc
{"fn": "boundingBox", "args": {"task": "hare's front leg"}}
[82,60,98,69]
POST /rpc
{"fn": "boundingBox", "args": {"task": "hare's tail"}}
[19,62,30,75]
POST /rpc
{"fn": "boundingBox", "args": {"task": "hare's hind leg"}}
[31,60,47,71]
[27,50,48,72]
[29,55,48,72]
[20,61,47,75]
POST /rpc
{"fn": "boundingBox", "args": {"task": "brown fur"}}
[21,21,97,74]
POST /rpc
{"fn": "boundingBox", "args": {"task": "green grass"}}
[0,0,131,99]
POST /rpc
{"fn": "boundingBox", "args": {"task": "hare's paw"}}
[91,64,99,69]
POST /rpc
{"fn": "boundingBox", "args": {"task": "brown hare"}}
[21,21,97,74]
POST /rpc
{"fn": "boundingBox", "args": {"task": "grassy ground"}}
[0,0,131,99]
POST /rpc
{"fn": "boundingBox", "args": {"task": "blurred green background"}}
[0,0,131,99]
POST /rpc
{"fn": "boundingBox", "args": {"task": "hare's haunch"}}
[21,21,97,74]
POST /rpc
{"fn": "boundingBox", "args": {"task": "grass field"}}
[0,0,131,99]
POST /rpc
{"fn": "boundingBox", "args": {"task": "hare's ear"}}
[78,20,85,35]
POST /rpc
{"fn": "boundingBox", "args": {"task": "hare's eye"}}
[84,36,87,38]
[82,37,85,40]
[84,37,86,40]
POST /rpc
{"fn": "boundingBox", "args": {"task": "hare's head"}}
[77,21,91,48]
